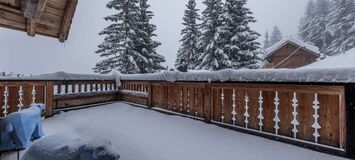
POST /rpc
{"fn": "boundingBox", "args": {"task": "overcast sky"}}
[0,0,308,75]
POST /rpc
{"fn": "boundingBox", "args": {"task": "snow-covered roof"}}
[0,71,115,81]
[117,68,355,84]
[263,38,321,59]
[304,48,355,69]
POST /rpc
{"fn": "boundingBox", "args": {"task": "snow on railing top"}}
[0,71,116,81]
[117,68,355,84]
[2,68,355,84]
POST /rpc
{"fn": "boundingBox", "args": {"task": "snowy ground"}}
[1,102,348,160]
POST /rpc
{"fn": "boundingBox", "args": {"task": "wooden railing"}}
[119,81,150,106]
[0,79,118,118]
[119,80,355,157]
[1,74,355,158]
[53,80,118,110]
[0,81,52,117]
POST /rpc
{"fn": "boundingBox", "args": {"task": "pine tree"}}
[222,0,260,69]
[299,0,316,42]
[196,0,231,71]
[175,0,201,72]
[94,0,141,74]
[263,31,271,49]
[299,0,331,53]
[136,0,166,73]
[326,0,355,55]
[270,26,283,46]
[311,0,331,52]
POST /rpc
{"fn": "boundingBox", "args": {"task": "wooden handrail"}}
[1,78,355,158]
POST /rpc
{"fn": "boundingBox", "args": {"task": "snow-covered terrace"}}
[1,103,347,160]
[2,66,355,159]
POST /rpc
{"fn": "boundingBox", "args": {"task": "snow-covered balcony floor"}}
[2,102,348,160]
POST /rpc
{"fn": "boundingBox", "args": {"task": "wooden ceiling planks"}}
[0,6,26,31]
[0,0,77,42]
[0,0,20,7]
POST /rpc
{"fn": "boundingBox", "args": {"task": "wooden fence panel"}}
[0,82,46,118]
[210,83,345,150]
[53,80,118,109]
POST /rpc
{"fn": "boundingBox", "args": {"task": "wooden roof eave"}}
[0,0,78,42]
[58,0,77,42]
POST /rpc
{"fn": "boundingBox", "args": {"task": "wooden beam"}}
[58,0,77,42]
[21,0,39,18]
[33,0,46,18]
[26,18,35,36]
[21,0,46,37]
[21,0,46,19]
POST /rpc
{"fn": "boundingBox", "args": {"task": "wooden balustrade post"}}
[116,83,120,101]
[203,83,212,123]
[65,83,69,94]
[44,81,54,117]
[57,83,61,95]
[147,82,152,109]
[71,84,75,93]
[345,84,355,158]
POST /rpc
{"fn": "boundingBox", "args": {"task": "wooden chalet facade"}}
[263,39,321,69]
[0,0,78,42]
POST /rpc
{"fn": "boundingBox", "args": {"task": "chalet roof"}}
[263,38,321,60]
[0,0,78,42]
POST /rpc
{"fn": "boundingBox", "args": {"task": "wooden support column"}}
[203,83,212,123]
[147,82,152,109]
[59,0,77,42]
[345,84,355,158]
[44,81,54,117]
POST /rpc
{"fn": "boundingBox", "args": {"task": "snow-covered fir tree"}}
[263,31,271,49]
[175,0,201,72]
[94,0,141,74]
[94,0,165,74]
[269,26,283,46]
[326,0,355,55]
[136,0,166,73]
[298,0,316,42]
[311,0,331,52]
[299,0,331,53]
[222,0,260,69]
[196,0,231,71]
